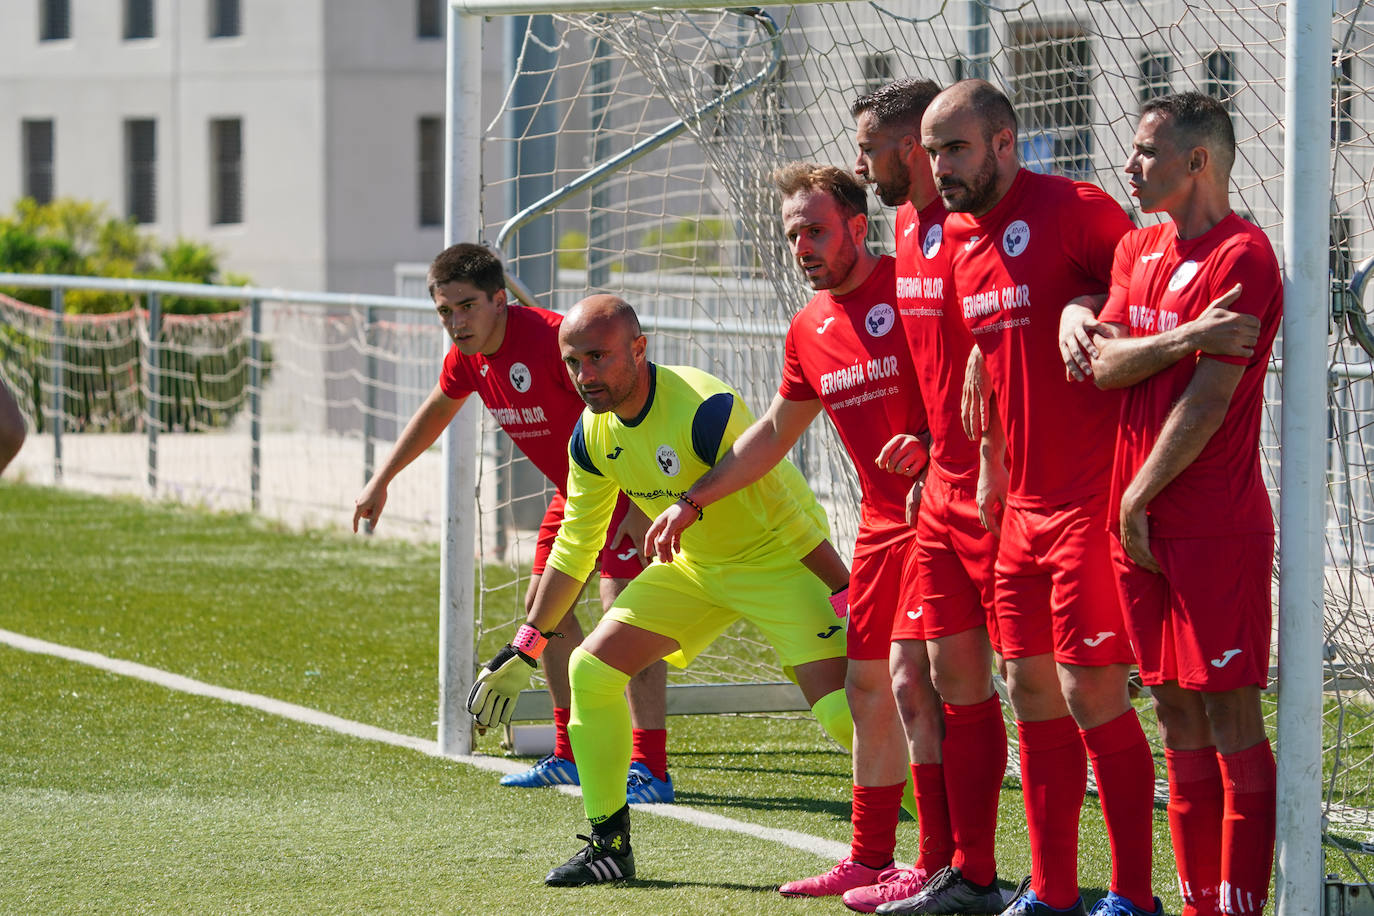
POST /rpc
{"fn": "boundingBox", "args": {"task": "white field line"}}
[0,628,848,863]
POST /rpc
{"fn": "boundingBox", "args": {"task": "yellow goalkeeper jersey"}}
[546,363,830,582]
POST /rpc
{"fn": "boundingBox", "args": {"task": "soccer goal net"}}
[453,0,1374,882]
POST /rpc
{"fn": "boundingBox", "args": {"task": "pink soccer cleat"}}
[842,867,929,913]
[779,857,899,898]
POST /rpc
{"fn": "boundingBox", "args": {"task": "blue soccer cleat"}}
[1086,892,1163,916]
[499,753,579,787]
[994,877,1087,916]
[626,761,674,803]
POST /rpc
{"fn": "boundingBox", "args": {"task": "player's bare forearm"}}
[976,400,1008,534]
[800,540,850,593]
[1120,359,1242,551]
[354,384,465,531]
[961,345,991,441]
[1093,284,1253,390]
[525,566,589,633]
[684,394,819,508]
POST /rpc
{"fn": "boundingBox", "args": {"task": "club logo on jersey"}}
[1083,631,1116,647]
[865,303,896,338]
[1002,220,1030,257]
[607,446,623,460]
[1167,260,1200,292]
[655,445,681,477]
[817,316,837,334]
[508,362,532,393]
[922,224,943,258]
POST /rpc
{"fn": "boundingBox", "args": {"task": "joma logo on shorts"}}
[1083,631,1115,647]
[1210,649,1243,668]
[816,625,842,639]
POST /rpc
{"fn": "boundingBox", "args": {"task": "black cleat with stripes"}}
[544,830,635,886]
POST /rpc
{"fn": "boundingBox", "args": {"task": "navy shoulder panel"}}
[569,417,603,477]
[691,391,735,466]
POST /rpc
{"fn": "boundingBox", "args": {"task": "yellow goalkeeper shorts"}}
[602,555,847,671]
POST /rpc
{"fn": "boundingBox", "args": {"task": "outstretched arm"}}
[644,394,821,562]
[353,383,465,531]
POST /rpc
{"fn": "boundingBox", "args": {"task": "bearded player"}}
[850,77,1008,915]
[905,80,1160,916]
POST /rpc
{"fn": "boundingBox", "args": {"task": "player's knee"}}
[568,646,631,705]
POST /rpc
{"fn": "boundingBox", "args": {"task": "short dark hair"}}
[1141,91,1236,176]
[772,162,869,221]
[426,243,505,299]
[851,77,942,133]
[961,79,1018,141]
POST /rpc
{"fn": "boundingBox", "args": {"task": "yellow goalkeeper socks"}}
[568,647,633,824]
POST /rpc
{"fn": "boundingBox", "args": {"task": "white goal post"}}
[438,2,1339,911]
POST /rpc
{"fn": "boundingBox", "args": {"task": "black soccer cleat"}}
[544,830,635,886]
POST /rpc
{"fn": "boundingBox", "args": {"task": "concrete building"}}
[0,0,495,294]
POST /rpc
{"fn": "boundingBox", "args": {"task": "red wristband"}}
[512,624,548,660]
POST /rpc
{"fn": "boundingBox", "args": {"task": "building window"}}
[124,0,155,40]
[209,0,241,38]
[417,0,443,39]
[418,116,443,227]
[210,118,243,225]
[861,53,893,94]
[40,0,71,40]
[1137,50,1171,105]
[22,120,55,205]
[1204,50,1238,107]
[125,119,157,224]
[1010,22,1094,179]
[1333,54,1354,143]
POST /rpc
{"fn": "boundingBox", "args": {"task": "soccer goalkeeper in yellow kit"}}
[466,294,855,886]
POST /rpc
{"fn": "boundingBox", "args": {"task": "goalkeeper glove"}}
[829,586,849,619]
[466,644,537,727]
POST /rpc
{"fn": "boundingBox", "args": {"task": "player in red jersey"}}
[644,163,930,906]
[918,81,1160,916]
[846,78,1007,916]
[1073,93,1279,916]
[352,243,673,801]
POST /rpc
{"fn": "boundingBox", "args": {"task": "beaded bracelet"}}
[679,494,705,520]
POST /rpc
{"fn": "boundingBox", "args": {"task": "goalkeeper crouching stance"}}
[467,294,856,887]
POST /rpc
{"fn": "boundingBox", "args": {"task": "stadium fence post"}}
[1275,2,1331,913]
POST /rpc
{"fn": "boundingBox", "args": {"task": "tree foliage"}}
[0,198,250,314]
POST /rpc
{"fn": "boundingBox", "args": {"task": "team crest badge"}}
[922,224,943,258]
[864,303,896,337]
[655,445,681,477]
[508,362,532,393]
[1002,220,1030,257]
[1167,260,1200,292]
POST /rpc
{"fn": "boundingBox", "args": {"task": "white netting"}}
[470,0,1374,857]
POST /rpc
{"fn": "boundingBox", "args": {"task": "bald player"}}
[355,243,673,802]
[466,295,857,887]
[898,80,1158,916]
[1079,92,1280,916]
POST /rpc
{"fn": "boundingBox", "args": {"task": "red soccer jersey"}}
[946,169,1132,507]
[896,198,979,486]
[779,255,929,543]
[438,304,584,494]
[1101,213,1282,537]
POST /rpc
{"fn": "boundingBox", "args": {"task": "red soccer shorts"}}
[850,525,922,658]
[1111,532,1273,690]
[994,493,1134,666]
[906,470,1001,651]
[531,492,644,581]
